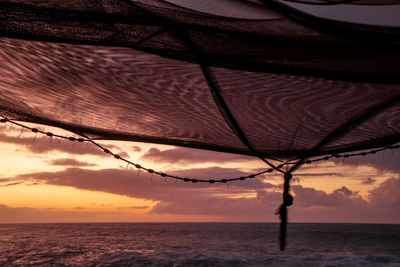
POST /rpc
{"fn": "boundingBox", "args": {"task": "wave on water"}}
[1,223,400,266]
[4,250,400,266]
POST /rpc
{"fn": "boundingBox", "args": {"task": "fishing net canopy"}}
[0,0,399,162]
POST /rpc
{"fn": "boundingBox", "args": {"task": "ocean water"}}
[0,223,399,266]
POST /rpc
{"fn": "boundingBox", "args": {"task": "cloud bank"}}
[9,166,400,223]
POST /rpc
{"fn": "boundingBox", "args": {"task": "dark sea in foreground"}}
[1,223,399,266]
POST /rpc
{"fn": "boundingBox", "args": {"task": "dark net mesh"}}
[0,0,399,161]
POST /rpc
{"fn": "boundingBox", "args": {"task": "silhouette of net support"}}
[0,0,399,250]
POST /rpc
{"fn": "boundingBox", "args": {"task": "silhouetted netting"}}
[0,0,399,161]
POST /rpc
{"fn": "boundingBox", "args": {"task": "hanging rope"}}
[275,172,294,251]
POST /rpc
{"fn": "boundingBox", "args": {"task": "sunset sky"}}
[0,121,399,224]
[0,0,398,226]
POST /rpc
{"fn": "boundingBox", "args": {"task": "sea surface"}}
[0,223,399,266]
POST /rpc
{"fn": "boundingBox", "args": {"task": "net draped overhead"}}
[0,0,399,162]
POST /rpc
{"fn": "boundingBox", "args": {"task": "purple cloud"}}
[0,132,104,155]
[369,177,400,207]
[292,185,365,208]
[48,158,97,167]
[0,132,130,158]
[131,146,142,152]
[289,177,400,223]
[361,177,377,185]
[16,167,262,199]
[0,181,22,187]
[10,166,400,223]
[14,167,281,218]
[0,203,116,223]
[117,206,150,210]
[333,149,400,174]
[294,172,344,177]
